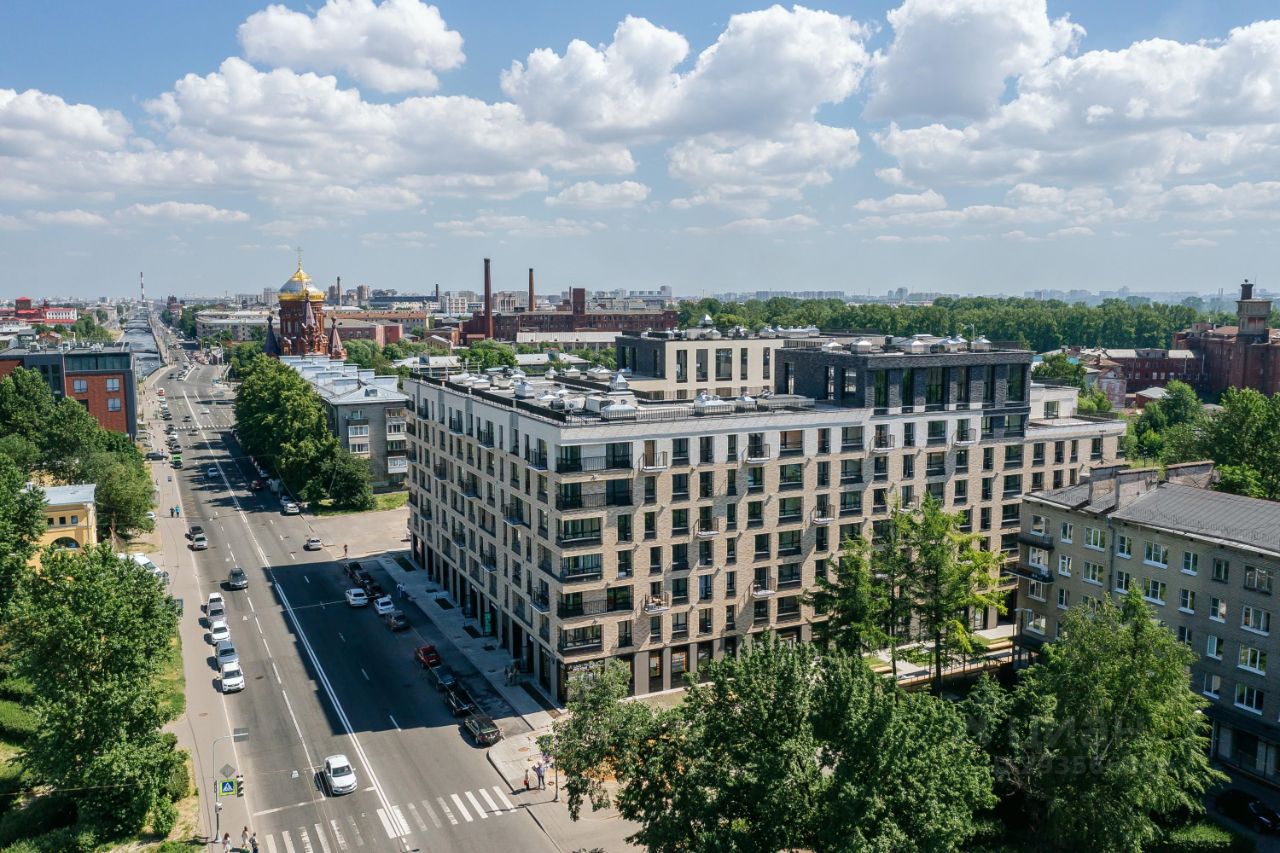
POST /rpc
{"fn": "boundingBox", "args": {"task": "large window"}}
[1143,541,1169,567]
[1239,645,1268,675]
[1245,566,1273,594]
[1235,683,1264,714]
[1242,605,1271,635]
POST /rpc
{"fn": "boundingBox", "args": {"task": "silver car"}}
[215,640,239,668]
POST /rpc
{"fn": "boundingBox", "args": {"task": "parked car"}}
[227,567,248,590]
[281,500,300,515]
[444,685,477,716]
[415,645,442,668]
[209,619,231,644]
[250,478,266,491]
[463,713,502,746]
[206,592,224,616]
[373,596,395,616]
[215,640,239,668]
[1216,789,1280,833]
[352,569,373,586]
[304,536,322,551]
[187,525,204,539]
[343,561,362,579]
[146,451,167,460]
[221,662,245,693]
[344,588,369,607]
[360,579,385,598]
[205,466,219,479]
[427,664,456,691]
[191,533,209,550]
[384,610,409,631]
[322,755,358,796]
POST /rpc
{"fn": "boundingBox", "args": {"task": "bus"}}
[171,452,183,468]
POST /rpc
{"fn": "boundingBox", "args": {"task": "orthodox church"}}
[265,255,346,360]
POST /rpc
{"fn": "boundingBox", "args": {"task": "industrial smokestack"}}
[528,268,535,312]
[483,258,494,339]
[1242,279,1254,300]
[571,287,586,316]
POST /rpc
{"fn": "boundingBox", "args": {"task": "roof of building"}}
[515,331,621,344]
[31,483,96,506]
[1135,386,1168,399]
[280,355,408,405]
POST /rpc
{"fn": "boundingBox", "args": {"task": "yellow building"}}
[33,483,98,557]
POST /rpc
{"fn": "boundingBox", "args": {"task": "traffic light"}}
[236,775,244,798]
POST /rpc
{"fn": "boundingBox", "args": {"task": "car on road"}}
[190,533,208,550]
[227,567,248,590]
[206,592,224,614]
[200,409,210,415]
[304,536,322,551]
[351,568,372,586]
[187,524,204,539]
[183,415,193,422]
[1215,789,1280,833]
[220,662,245,693]
[322,755,357,796]
[463,713,502,746]
[215,639,239,668]
[373,596,395,616]
[427,664,456,691]
[384,610,409,631]
[415,645,442,668]
[344,588,369,607]
[146,451,167,460]
[444,685,477,716]
[250,478,266,491]
[281,500,300,515]
[209,619,230,644]
[205,466,218,479]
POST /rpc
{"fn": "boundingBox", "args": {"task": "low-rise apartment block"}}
[406,332,1125,702]
[1016,464,1280,785]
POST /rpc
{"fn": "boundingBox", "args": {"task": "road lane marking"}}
[338,632,345,643]
[253,800,314,816]
[328,820,345,851]
[297,826,313,853]
[479,788,500,814]
[261,637,271,655]
[388,714,400,730]
[465,790,487,819]
[272,661,282,684]
[376,808,397,839]
[281,830,295,853]
[421,799,443,829]
[449,793,471,822]
[492,786,515,811]
[405,801,427,832]
[360,668,369,681]
[391,806,410,836]
[265,836,278,853]
[314,823,331,853]
[303,573,308,580]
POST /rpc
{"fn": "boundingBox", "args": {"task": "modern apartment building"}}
[0,342,138,437]
[405,332,1125,703]
[1016,463,1280,785]
[281,356,410,490]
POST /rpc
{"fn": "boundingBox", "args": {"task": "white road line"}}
[422,799,443,829]
[328,820,346,851]
[376,808,397,839]
[391,805,410,836]
[405,801,428,832]
[479,787,500,814]
[313,823,331,853]
[388,714,400,731]
[360,668,369,681]
[449,793,471,822]
[337,632,345,643]
[281,830,295,853]
[272,661,282,684]
[345,815,365,847]
[261,637,271,656]
[492,786,515,811]
[466,790,488,819]
[255,617,264,634]
[253,800,314,816]
[265,835,278,853]
[297,826,313,853]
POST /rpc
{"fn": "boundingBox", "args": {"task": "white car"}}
[281,500,300,515]
[322,755,358,795]
[345,588,369,607]
[191,533,208,550]
[304,536,323,551]
[207,592,225,614]
[373,596,395,616]
[209,619,231,644]
[220,662,245,693]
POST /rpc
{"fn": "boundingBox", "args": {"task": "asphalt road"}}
[156,359,558,853]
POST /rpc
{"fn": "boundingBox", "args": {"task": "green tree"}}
[0,456,47,617]
[1202,387,1280,500]
[78,452,155,539]
[804,536,888,657]
[8,544,183,835]
[1032,353,1085,388]
[999,589,1225,851]
[462,339,516,370]
[1214,463,1266,498]
[318,450,374,511]
[1157,379,1202,427]
[906,497,1005,694]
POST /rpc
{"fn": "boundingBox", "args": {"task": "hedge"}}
[0,704,34,744]
[1151,819,1254,853]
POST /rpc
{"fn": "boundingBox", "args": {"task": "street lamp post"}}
[208,728,248,843]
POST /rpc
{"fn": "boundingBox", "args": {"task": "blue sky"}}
[1,0,1278,300]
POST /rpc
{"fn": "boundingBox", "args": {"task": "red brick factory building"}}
[1174,280,1280,396]
[460,258,677,343]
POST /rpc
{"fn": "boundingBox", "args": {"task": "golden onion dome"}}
[279,255,324,301]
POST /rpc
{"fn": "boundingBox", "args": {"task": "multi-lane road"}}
[150,357,558,853]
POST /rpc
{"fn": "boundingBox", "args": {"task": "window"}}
[72,379,87,393]
[1239,645,1268,675]
[1060,522,1073,543]
[1179,588,1195,613]
[1202,673,1221,698]
[1212,557,1229,583]
[1084,527,1105,550]
[1210,597,1226,622]
[1084,561,1103,585]
[1028,580,1046,601]
[1242,604,1271,635]
[1142,578,1166,604]
[1181,551,1198,575]
[105,377,120,392]
[1176,625,1193,646]
[1058,555,1072,577]
[1143,541,1168,567]
[106,397,121,412]
[1235,683,1264,714]
[1245,566,1273,595]
[1114,570,1132,593]
[1027,613,1046,635]
[1028,547,1049,569]
[1206,635,1223,659]
[1057,588,1069,609]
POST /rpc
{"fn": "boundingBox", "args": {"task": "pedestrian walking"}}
[241,827,250,850]
[343,544,349,558]
[524,768,530,791]
[535,762,545,789]
[250,835,259,853]
[221,832,231,853]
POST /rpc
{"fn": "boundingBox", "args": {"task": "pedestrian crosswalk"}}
[257,786,520,852]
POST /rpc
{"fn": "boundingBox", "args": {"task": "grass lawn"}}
[157,633,185,724]
[312,490,408,516]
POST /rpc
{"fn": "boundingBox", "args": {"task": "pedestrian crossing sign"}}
[218,779,235,797]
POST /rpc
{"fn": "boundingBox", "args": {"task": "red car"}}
[415,645,442,668]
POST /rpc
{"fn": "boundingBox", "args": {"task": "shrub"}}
[10,825,97,853]
[1151,819,1254,853]
[0,794,75,846]
[0,703,34,743]
[0,679,32,704]
[0,840,38,853]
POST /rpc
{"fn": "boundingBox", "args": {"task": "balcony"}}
[776,607,801,623]
[872,435,896,453]
[811,507,835,525]
[556,532,603,548]
[451,531,467,547]
[503,502,528,527]
[531,590,550,613]
[461,480,480,499]
[556,455,632,474]
[751,582,776,598]
[1016,530,1054,549]
[555,492,607,511]
[433,463,447,479]
[1009,561,1054,584]
[480,554,498,573]
[386,456,408,474]
[695,519,720,538]
[448,418,464,435]
[526,451,548,470]
[643,595,671,614]
[779,443,805,458]
[559,635,604,654]
[743,445,773,464]
[477,431,495,448]
[560,566,605,584]
[779,479,805,492]
[639,452,668,472]
[557,598,610,619]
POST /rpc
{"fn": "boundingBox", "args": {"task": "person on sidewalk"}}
[241,827,250,850]
[535,762,545,790]
[524,768,530,791]
[221,832,231,853]
[250,835,259,853]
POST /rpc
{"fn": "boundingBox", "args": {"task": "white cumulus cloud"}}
[546,180,650,209]
[28,208,108,226]
[854,189,946,212]
[119,201,250,223]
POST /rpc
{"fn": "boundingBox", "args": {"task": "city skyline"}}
[2,0,1279,298]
